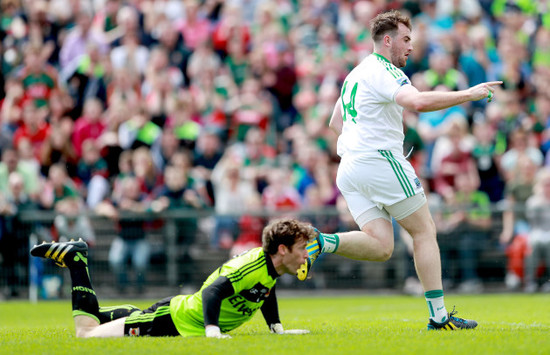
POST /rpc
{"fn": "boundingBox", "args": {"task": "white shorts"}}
[336,150,425,226]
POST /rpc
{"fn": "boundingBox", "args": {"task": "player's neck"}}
[266,253,284,278]
[373,46,391,63]
[269,254,285,277]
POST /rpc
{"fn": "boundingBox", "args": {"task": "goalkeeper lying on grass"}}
[30,218,312,338]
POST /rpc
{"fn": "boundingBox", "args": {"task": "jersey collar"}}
[265,253,279,279]
[373,52,391,63]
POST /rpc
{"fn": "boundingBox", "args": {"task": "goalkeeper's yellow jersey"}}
[169,247,277,337]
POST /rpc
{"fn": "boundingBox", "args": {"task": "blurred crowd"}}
[1,0,550,295]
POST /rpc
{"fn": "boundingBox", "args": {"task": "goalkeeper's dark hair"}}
[262,218,313,255]
[370,10,411,42]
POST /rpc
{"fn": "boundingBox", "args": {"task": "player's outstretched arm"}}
[395,81,503,112]
[261,287,310,335]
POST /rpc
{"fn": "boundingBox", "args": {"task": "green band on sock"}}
[72,310,100,324]
[424,289,444,299]
[320,233,339,253]
[333,234,339,253]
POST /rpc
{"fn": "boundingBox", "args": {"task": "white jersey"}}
[337,53,411,159]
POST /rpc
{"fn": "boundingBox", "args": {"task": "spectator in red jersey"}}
[72,97,106,158]
[230,194,264,257]
[433,118,478,201]
[17,45,59,108]
[39,118,77,177]
[212,3,250,59]
[13,100,50,159]
[262,167,302,212]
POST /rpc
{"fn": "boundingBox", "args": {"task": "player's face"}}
[390,23,413,68]
[281,239,309,275]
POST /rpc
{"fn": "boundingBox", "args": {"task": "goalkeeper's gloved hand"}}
[270,323,310,335]
[205,325,231,339]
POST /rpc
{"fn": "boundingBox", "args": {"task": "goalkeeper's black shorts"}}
[123,296,180,337]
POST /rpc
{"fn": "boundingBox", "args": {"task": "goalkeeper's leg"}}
[31,240,102,319]
[30,240,129,328]
[98,305,142,324]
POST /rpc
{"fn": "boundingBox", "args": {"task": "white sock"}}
[319,233,339,253]
[425,290,448,323]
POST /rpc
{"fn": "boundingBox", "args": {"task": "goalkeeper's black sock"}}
[68,251,100,322]
[97,305,141,324]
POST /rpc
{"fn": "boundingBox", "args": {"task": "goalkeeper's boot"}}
[427,307,478,330]
[30,238,88,268]
[296,228,322,281]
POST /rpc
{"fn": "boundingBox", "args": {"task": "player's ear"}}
[278,244,288,256]
[384,34,391,47]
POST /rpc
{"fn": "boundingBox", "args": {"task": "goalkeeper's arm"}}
[202,276,234,338]
[261,286,309,335]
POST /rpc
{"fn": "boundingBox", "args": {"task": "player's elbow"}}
[397,90,430,112]
[407,99,430,112]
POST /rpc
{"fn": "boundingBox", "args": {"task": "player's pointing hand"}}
[468,81,503,102]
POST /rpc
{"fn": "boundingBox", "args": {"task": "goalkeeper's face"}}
[280,239,309,275]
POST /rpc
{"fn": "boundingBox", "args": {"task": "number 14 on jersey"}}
[341,80,358,124]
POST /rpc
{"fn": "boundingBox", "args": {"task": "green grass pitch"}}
[1,293,549,354]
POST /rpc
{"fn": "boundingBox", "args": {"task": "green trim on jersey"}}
[373,53,390,63]
[125,306,171,325]
[169,248,277,337]
[373,53,404,79]
[226,257,267,283]
[378,150,415,198]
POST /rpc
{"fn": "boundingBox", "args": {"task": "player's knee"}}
[376,245,394,262]
[75,328,91,338]
[366,242,393,262]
